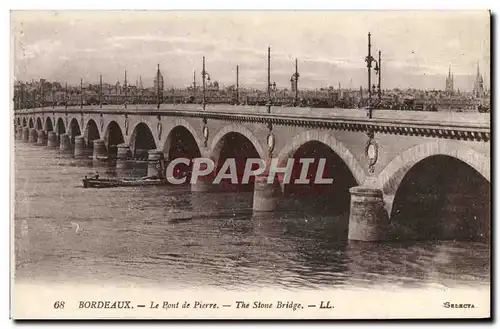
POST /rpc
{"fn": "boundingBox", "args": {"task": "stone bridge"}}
[13,104,491,242]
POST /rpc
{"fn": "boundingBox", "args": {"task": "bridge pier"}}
[22,127,29,142]
[36,130,47,146]
[147,149,165,178]
[28,128,37,143]
[253,173,280,212]
[92,139,107,165]
[59,133,71,153]
[116,144,132,169]
[74,136,86,158]
[347,186,389,241]
[16,126,23,140]
[47,131,58,149]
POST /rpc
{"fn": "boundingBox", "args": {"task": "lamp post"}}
[99,74,103,108]
[193,70,196,103]
[290,58,300,106]
[80,78,83,109]
[266,46,276,113]
[378,50,382,101]
[52,85,56,109]
[19,83,24,110]
[201,56,211,111]
[364,32,380,118]
[156,64,162,110]
[41,79,45,110]
[140,76,143,105]
[236,65,239,105]
[124,69,128,109]
[65,82,68,110]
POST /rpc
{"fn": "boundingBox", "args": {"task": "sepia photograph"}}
[10,9,491,320]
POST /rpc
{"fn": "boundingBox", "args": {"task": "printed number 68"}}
[53,301,65,309]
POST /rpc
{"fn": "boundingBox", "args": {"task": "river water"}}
[13,142,490,291]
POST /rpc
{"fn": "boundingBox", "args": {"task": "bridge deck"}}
[15,104,490,131]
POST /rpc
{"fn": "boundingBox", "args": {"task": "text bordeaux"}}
[79,300,132,309]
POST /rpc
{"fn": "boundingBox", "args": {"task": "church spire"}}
[445,64,454,96]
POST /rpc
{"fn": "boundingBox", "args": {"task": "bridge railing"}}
[14,104,490,129]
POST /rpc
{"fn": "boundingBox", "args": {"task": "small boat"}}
[82,175,169,188]
[168,216,193,223]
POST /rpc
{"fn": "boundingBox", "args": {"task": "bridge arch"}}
[45,117,54,132]
[381,140,490,241]
[68,118,81,143]
[129,122,157,159]
[84,119,100,148]
[163,119,203,157]
[163,125,201,159]
[210,125,265,191]
[378,140,490,195]
[56,118,66,135]
[210,124,266,163]
[162,122,202,183]
[276,130,366,186]
[275,131,363,215]
[36,117,43,130]
[28,117,34,128]
[104,121,125,157]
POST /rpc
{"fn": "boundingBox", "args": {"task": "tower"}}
[154,66,164,92]
[473,62,484,98]
[445,65,454,96]
[139,76,144,90]
[290,76,296,93]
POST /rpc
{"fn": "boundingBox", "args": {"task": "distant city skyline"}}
[12,11,490,91]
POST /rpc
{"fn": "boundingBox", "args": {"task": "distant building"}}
[473,62,484,98]
[115,81,122,95]
[445,66,454,96]
[290,77,297,93]
[206,80,219,91]
[154,67,164,92]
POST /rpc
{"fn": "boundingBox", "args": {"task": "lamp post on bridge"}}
[65,82,68,110]
[201,56,211,111]
[52,84,56,109]
[364,32,381,119]
[139,76,144,105]
[80,78,83,109]
[235,64,240,105]
[19,82,24,110]
[156,64,163,110]
[41,79,45,111]
[377,50,382,102]
[290,58,300,107]
[124,69,128,109]
[192,70,196,103]
[266,46,276,114]
[99,74,103,108]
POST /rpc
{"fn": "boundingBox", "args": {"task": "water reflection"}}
[13,142,490,290]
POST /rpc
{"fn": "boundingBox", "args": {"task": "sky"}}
[11,10,491,91]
